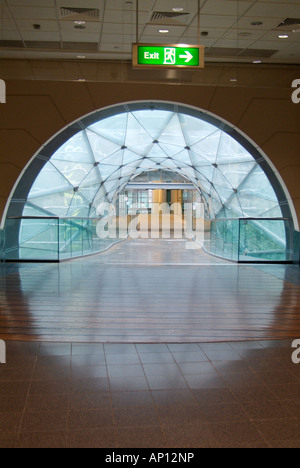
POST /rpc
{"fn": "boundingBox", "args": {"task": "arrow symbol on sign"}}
[179,51,193,63]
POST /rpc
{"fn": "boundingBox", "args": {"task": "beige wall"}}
[0,75,299,229]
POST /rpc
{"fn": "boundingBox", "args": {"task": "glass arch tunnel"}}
[3,102,294,263]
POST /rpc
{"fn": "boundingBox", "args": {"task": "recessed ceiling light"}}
[77,55,86,59]
[159,29,170,34]
[230,78,237,82]
[253,60,262,64]
[278,34,289,39]
[172,7,184,12]
[292,28,300,33]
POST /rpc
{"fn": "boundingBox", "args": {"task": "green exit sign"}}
[133,44,205,70]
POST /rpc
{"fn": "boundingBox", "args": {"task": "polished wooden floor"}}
[0,239,300,343]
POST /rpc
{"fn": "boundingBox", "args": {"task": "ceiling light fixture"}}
[278,34,289,38]
[253,60,262,64]
[172,7,184,12]
[159,29,170,34]
[74,20,86,29]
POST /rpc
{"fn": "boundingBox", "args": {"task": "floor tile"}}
[17,432,67,449]
[116,426,167,448]
[164,423,218,448]
[67,428,116,448]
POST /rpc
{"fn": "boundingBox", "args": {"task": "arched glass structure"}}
[4,102,293,262]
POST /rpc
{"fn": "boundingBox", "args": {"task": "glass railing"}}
[3,217,122,262]
[2,216,294,263]
[204,218,293,263]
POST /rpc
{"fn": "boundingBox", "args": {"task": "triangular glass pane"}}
[67,192,91,217]
[159,114,186,147]
[179,113,219,146]
[22,203,53,217]
[98,164,119,180]
[189,150,214,168]
[137,159,157,171]
[78,184,101,203]
[51,160,94,187]
[158,143,186,158]
[121,165,137,178]
[52,131,94,164]
[198,179,213,196]
[225,194,244,218]
[179,166,197,180]
[213,183,235,204]
[161,159,179,171]
[122,149,143,167]
[125,113,154,153]
[237,194,278,217]
[133,109,173,140]
[88,113,127,146]
[170,149,191,165]
[217,162,256,189]
[239,165,278,202]
[196,165,215,181]
[29,162,73,199]
[146,143,168,160]
[100,150,124,167]
[217,132,253,164]
[30,190,75,217]
[86,130,121,162]
[212,168,233,189]
[103,179,122,196]
[191,131,221,164]
[80,167,101,188]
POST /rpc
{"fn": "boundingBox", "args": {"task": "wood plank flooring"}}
[0,239,300,343]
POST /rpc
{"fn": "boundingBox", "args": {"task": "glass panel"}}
[204,219,239,261]
[159,114,186,147]
[239,219,290,262]
[179,113,219,146]
[88,113,127,145]
[52,131,94,164]
[51,160,94,187]
[86,130,121,162]
[30,190,75,217]
[191,131,221,164]
[125,113,154,152]
[216,132,254,164]
[217,162,256,188]
[4,218,59,261]
[133,109,173,140]
[28,162,73,199]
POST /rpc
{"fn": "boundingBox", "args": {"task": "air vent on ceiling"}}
[274,18,300,31]
[60,7,100,22]
[149,11,189,26]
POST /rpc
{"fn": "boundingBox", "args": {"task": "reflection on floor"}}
[0,238,300,343]
[0,339,299,448]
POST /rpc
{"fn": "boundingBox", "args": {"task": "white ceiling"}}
[0,0,300,64]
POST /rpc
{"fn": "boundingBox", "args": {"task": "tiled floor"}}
[1,339,300,448]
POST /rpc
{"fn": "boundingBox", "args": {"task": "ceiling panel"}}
[0,0,300,64]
